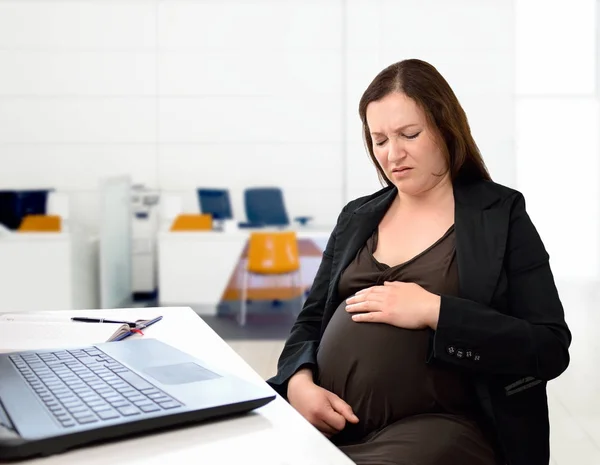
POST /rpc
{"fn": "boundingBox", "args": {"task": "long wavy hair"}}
[358,59,491,185]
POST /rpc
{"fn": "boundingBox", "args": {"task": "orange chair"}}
[18,215,61,232]
[170,214,212,231]
[240,231,304,326]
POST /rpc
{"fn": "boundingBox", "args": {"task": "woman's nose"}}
[387,139,407,162]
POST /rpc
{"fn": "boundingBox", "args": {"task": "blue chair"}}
[0,189,52,230]
[197,188,233,220]
[242,187,312,228]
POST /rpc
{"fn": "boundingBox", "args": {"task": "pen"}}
[136,316,163,330]
[71,317,136,327]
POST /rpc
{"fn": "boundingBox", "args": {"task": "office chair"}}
[242,187,312,228]
[197,189,233,220]
[0,189,52,230]
[239,231,304,326]
[18,215,62,232]
[170,214,213,231]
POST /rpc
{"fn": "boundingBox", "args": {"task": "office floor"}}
[224,281,600,465]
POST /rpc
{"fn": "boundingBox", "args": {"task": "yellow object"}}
[239,231,303,326]
[246,231,300,274]
[18,215,61,232]
[170,214,212,231]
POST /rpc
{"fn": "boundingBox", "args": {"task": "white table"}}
[0,232,98,313]
[157,227,333,313]
[2,307,354,465]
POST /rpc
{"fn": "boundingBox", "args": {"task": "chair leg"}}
[239,269,249,326]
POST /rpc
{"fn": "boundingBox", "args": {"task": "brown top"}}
[316,225,477,443]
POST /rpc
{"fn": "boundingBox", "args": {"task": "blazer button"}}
[456,349,464,359]
[466,350,473,359]
[474,354,481,361]
[447,346,456,356]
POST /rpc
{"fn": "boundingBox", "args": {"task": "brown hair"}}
[358,59,491,185]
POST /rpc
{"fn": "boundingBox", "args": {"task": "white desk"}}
[0,232,98,313]
[157,227,333,313]
[2,307,353,465]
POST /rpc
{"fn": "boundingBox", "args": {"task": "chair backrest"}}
[244,188,289,227]
[197,188,233,220]
[0,189,52,230]
[247,231,300,274]
[18,214,61,232]
[170,214,212,231]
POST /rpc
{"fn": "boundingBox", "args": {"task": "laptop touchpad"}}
[143,363,221,385]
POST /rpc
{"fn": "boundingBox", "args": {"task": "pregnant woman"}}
[267,59,571,465]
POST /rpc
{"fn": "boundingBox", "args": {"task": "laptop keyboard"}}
[9,347,183,428]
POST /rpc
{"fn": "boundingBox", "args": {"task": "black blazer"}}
[267,179,571,465]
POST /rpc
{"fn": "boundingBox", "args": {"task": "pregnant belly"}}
[316,299,437,441]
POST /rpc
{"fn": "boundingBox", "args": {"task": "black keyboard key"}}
[72,410,93,419]
[88,399,108,407]
[81,394,102,403]
[157,401,181,409]
[116,372,155,391]
[64,400,84,409]
[117,405,140,416]
[69,405,90,414]
[91,404,111,413]
[133,399,153,407]
[140,404,161,413]
[76,415,98,425]
[111,400,130,408]
[96,409,119,420]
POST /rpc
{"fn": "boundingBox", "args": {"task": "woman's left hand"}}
[345,281,441,330]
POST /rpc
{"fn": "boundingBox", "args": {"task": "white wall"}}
[0,0,516,235]
[344,0,516,201]
[515,0,599,281]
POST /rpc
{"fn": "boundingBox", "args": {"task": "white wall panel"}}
[0,1,156,50]
[0,98,156,143]
[516,0,596,95]
[381,0,514,52]
[516,98,599,279]
[0,145,157,190]
[159,51,341,96]
[0,51,156,96]
[157,143,341,190]
[158,1,342,50]
[158,96,342,143]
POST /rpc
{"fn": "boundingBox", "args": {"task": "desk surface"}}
[1,307,354,465]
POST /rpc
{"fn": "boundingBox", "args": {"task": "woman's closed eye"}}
[404,132,420,140]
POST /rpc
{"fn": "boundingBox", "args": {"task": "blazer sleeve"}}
[430,192,571,381]
[266,209,344,398]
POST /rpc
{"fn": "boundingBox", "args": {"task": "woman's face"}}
[366,92,449,196]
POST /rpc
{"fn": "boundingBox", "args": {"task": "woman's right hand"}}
[287,368,359,437]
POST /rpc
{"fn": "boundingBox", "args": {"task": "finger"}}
[320,407,347,432]
[383,281,404,287]
[346,300,383,313]
[329,395,359,424]
[354,287,372,295]
[315,419,339,436]
[346,293,384,305]
[351,311,387,323]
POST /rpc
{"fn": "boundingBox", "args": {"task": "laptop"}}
[0,338,276,461]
